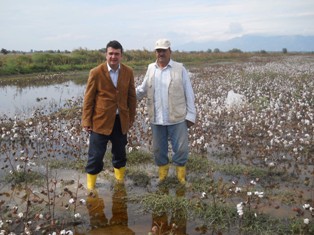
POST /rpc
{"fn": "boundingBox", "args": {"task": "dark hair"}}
[106,40,123,53]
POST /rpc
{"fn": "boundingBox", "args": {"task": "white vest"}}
[146,61,186,123]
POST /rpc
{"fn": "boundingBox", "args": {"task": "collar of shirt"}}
[107,63,120,72]
[154,59,173,69]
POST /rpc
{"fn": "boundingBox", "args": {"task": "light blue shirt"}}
[107,63,120,114]
[136,59,196,125]
[107,63,120,88]
[154,63,172,124]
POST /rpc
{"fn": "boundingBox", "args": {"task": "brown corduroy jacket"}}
[81,62,136,135]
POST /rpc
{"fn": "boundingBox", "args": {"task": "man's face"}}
[106,47,122,70]
[155,48,171,66]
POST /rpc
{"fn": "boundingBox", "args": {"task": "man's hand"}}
[129,121,134,129]
[84,126,92,133]
[186,120,194,128]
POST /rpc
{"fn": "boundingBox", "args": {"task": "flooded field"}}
[0,54,313,234]
[0,72,87,118]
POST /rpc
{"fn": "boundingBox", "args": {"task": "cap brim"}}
[155,46,169,50]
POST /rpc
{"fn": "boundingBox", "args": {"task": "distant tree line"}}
[0,47,299,76]
[0,48,73,55]
[1,47,294,55]
[0,48,157,75]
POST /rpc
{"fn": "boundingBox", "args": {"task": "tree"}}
[1,48,9,54]
[228,48,242,53]
[282,48,288,54]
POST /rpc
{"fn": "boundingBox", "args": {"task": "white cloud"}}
[0,0,313,51]
[227,22,244,34]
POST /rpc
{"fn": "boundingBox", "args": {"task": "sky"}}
[1,0,313,51]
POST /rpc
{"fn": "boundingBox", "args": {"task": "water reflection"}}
[82,184,135,235]
[0,81,85,118]
[86,190,108,229]
[152,186,187,235]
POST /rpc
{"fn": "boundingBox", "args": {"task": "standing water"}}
[0,81,85,118]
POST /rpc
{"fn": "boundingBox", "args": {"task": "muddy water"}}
[1,165,312,234]
[0,169,193,234]
[69,170,194,234]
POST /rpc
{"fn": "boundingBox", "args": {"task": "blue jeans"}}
[151,121,189,167]
[85,115,127,174]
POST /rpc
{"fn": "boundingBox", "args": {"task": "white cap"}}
[155,39,171,49]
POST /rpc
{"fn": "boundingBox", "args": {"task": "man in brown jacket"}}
[82,40,136,190]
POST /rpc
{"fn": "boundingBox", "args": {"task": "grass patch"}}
[127,168,151,187]
[217,163,269,179]
[208,158,287,181]
[5,170,44,186]
[186,153,210,172]
[127,149,154,166]
[135,188,313,235]
[48,159,85,171]
[139,191,190,219]
[189,177,216,193]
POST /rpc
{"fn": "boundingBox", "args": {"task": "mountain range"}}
[176,35,314,52]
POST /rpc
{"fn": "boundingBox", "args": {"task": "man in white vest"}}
[136,39,196,184]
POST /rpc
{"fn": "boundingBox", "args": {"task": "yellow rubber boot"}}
[87,173,97,190]
[176,166,186,184]
[158,164,169,182]
[114,167,125,183]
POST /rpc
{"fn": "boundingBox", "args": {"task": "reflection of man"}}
[110,184,129,227]
[151,186,187,235]
[85,184,135,234]
[86,190,108,228]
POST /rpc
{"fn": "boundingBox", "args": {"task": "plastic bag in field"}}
[225,90,247,110]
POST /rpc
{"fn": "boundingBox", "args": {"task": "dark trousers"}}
[85,115,128,174]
